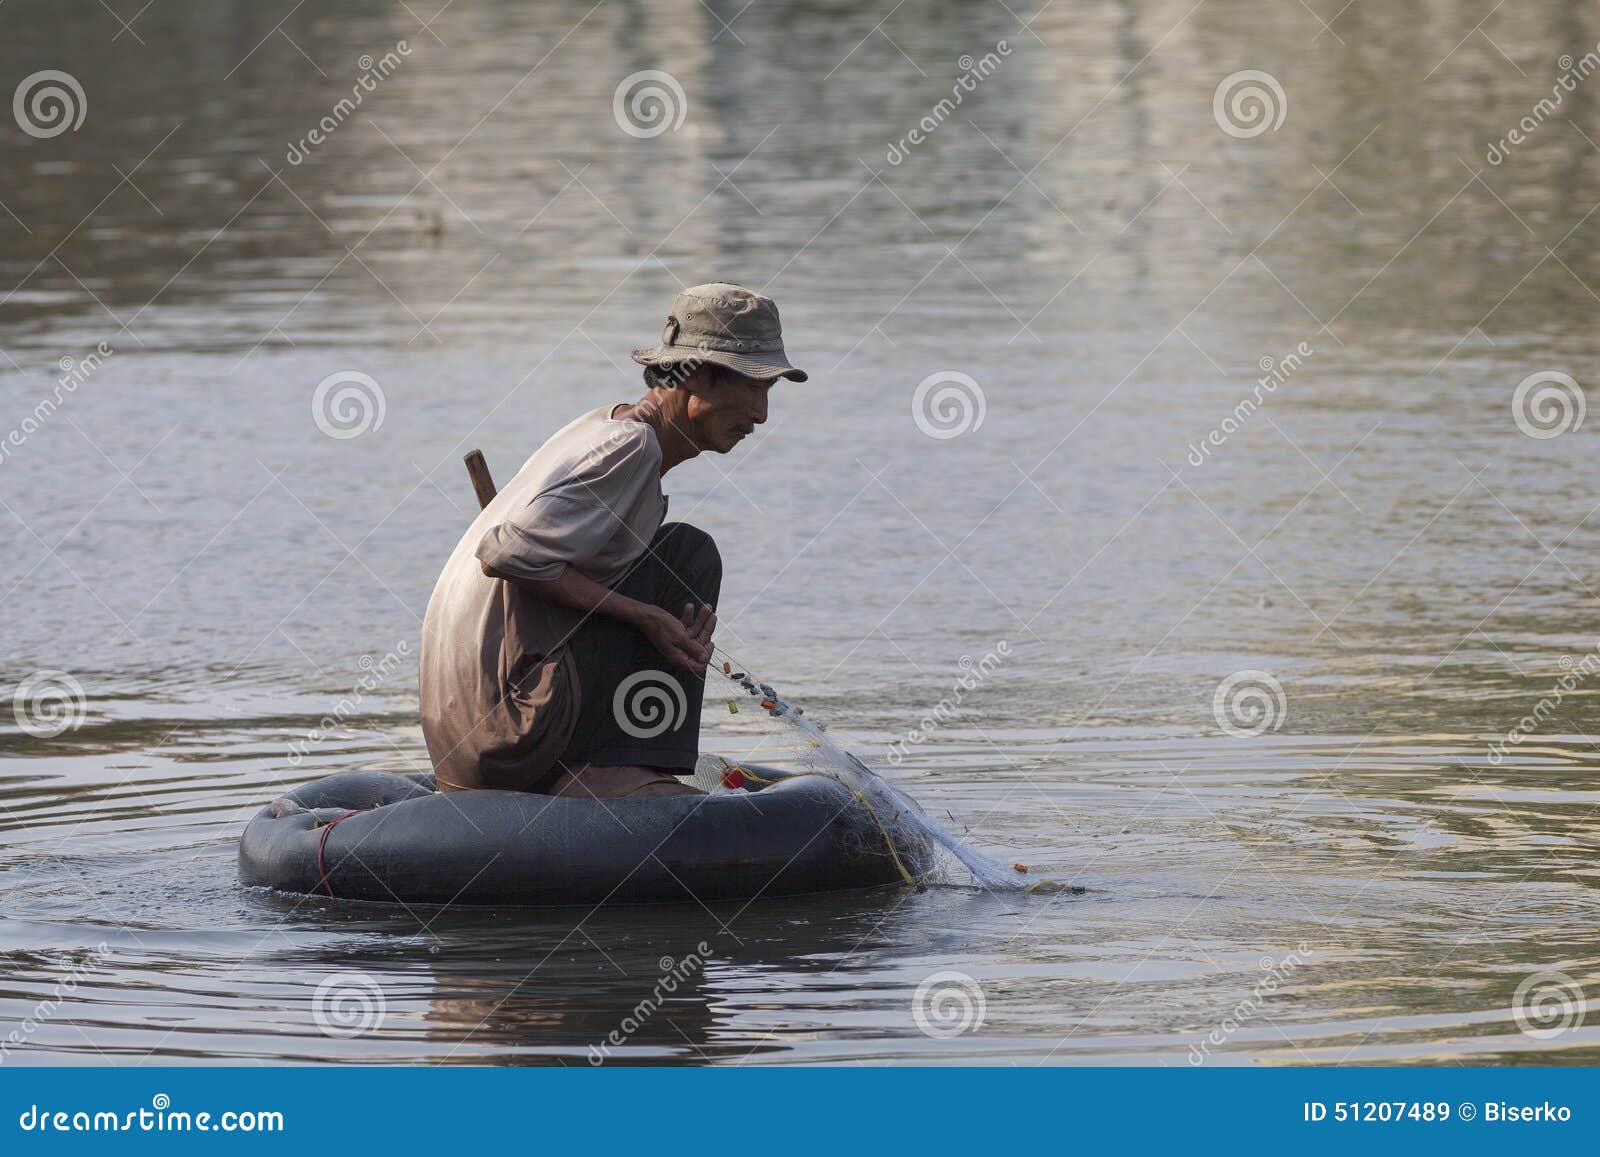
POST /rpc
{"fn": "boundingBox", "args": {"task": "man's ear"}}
[677,364,712,398]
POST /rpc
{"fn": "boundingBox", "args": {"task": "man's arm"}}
[480,559,714,673]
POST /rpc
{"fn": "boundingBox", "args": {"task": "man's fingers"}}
[666,622,709,672]
[647,608,712,672]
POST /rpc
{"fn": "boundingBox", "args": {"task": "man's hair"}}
[642,362,742,390]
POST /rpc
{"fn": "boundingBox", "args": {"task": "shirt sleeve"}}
[474,431,657,582]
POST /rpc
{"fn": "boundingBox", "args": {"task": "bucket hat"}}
[631,282,808,382]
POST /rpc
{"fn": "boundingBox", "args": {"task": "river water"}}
[2,0,1598,1064]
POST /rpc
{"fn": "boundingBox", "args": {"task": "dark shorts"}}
[553,522,722,780]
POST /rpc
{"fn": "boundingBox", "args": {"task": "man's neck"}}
[616,395,699,475]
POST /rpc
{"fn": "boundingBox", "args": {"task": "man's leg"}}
[553,523,721,795]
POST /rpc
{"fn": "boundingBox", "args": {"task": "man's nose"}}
[751,393,768,424]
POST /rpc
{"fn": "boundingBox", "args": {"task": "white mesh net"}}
[707,655,1028,891]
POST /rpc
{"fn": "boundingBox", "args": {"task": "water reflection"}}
[221,886,937,1065]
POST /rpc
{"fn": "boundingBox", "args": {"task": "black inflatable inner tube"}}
[238,767,926,906]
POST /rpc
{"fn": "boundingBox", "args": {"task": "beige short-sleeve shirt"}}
[419,406,666,791]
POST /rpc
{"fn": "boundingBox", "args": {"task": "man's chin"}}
[693,429,747,454]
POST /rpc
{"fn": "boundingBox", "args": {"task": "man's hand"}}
[681,601,716,669]
[635,602,715,674]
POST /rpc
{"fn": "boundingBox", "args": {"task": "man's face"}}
[683,367,776,453]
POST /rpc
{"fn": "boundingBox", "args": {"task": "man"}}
[419,283,807,799]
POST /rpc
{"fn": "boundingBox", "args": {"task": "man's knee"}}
[655,522,722,583]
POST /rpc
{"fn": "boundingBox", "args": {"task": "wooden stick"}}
[463,449,497,509]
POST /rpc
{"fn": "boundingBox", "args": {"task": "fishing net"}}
[707,652,1033,892]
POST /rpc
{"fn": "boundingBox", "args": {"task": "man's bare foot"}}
[547,763,705,799]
